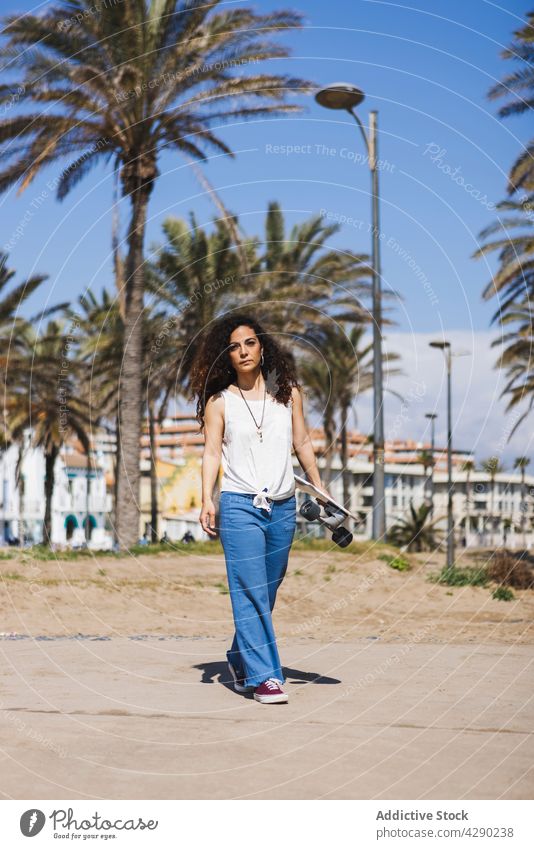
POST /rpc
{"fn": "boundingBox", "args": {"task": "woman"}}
[191,313,331,704]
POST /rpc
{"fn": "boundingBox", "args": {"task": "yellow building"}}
[139,453,207,540]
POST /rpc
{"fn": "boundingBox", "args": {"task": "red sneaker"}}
[253,678,288,704]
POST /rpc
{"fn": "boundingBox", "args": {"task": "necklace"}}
[237,381,267,441]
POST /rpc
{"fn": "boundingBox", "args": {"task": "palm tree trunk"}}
[521,468,526,549]
[85,458,91,543]
[465,469,471,547]
[16,446,25,547]
[490,477,495,547]
[148,400,159,543]
[323,416,335,487]
[42,446,58,546]
[340,402,351,509]
[112,414,120,547]
[115,183,150,548]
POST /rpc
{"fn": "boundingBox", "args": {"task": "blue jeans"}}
[219,491,296,688]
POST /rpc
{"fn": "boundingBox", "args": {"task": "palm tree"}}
[475,206,534,436]
[298,323,373,507]
[502,516,513,547]
[336,326,374,510]
[147,212,253,537]
[72,287,178,543]
[461,459,476,546]
[149,203,376,509]
[146,212,250,392]
[143,303,180,542]
[487,10,534,194]
[481,456,505,547]
[514,456,531,548]
[0,253,53,430]
[251,202,373,331]
[66,288,123,542]
[388,501,444,553]
[417,449,435,509]
[0,0,311,547]
[297,357,337,487]
[6,320,91,546]
[0,252,49,337]
[300,322,401,508]
[476,12,534,438]
[0,253,60,543]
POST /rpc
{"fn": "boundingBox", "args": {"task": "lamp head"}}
[429,340,451,350]
[315,83,365,111]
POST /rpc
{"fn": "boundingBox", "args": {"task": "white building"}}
[2,421,532,551]
[297,461,534,549]
[0,431,111,548]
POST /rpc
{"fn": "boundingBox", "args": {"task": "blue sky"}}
[1,0,532,465]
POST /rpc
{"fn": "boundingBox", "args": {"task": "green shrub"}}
[430,565,489,587]
[492,586,515,601]
[21,540,224,560]
[379,553,411,571]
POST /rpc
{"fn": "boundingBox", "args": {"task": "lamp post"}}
[315,83,386,540]
[425,412,437,516]
[429,341,454,567]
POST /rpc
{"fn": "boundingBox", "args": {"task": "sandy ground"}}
[0,545,533,799]
[1,545,533,643]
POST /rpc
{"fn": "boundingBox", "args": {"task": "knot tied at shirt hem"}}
[252,487,273,512]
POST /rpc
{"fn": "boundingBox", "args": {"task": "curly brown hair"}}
[189,312,300,431]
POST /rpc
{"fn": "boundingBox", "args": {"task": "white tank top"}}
[220,387,295,508]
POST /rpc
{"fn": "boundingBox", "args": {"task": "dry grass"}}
[486,549,534,590]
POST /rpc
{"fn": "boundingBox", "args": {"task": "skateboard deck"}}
[294,475,360,547]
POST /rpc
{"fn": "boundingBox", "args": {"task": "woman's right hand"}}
[200,498,217,537]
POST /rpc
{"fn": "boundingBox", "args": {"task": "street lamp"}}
[315,82,386,540]
[425,412,437,516]
[429,341,454,567]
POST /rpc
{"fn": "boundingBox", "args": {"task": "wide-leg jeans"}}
[219,490,296,688]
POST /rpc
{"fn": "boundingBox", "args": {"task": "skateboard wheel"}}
[332,527,352,548]
[300,500,321,521]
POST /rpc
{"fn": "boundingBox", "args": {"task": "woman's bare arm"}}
[200,394,224,536]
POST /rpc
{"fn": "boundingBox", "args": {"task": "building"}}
[319,463,534,550]
[0,431,110,547]
[2,416,533,550]
[139,453,202,540]
[135,412,534,549]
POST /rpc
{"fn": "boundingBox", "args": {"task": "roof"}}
[60,451,99,471]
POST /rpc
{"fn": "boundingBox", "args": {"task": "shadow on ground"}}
[194,660,341,689]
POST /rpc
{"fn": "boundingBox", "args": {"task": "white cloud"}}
[339,330,532,469]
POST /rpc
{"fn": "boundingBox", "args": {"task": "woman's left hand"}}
[315,484,335,503]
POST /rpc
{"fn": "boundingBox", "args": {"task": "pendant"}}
[257,428,263,442]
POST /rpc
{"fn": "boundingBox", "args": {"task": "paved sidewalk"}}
[0,637,532,799]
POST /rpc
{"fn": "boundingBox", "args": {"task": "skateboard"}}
[294,475,361,548]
